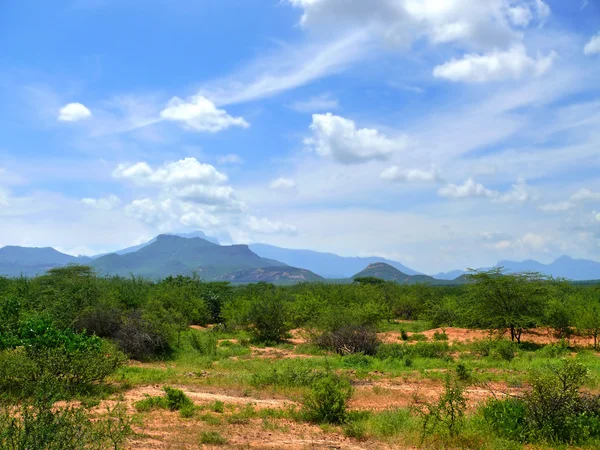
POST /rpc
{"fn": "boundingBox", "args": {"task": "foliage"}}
[315,325,379,355]
[302,374,353,424]
[199,431,228,445]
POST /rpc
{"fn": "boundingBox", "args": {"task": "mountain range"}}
[0,231,599,282]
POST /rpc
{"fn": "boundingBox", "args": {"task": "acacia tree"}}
[576,295,600,348]
[466,268,549,343]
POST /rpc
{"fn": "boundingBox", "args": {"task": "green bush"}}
[433,330,449,341]
[247,292,290,344]
[250,364,325,388]
[535,340,569,359]
[187,330,217,357]
[482,397,528,442]
[199,431,228,445]
[493,339,517,361]
[163,387,193,411]
[408,333,428,342]
[369,408,410,438]
[409,341,450,359]
[302,374,353,424]
[315,325,380,355]
[0,399,132,450]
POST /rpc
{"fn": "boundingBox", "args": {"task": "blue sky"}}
[1,0,600,274]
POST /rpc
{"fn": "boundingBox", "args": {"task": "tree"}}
[576,294,600,348]
[466,268,549,343]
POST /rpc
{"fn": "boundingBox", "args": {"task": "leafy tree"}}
[466,268,549,343]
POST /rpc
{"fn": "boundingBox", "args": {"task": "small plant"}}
[408,333,428,342]
[455,362,472,383]
[163,386,193,411]
[418,375,468,444]
[433,330,449,341]
[493,339,517,362]
[343,420,367,440]
[199,431,228,445]
[302,374,353,424]
[179,404,196,418]
[134,395,167,412]
[400,329,409,341]
[211,400,225,413]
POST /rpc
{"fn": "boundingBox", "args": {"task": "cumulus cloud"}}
[218,154,243,165]
[584,33,600,55]
[492,232,548,252]
[246,216,297,235]
[288,0,550,51]
[438,178,497,199]
[305,113,405,164]
[289,93,339,112]
[269,177,297,190]
[113,158,228,187]
[160,95,249,132]
[380,166,441,183]
[495,179,535,204]
[81,195,121,210]
[124,198,174,227]
[433,45,556,83]
[539,188,600,213]
[58,103,92,122]
[176,185,244,210]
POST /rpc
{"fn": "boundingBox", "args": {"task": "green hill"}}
[90,234,290,280]
[353,262,437,284]
[0,246,89,277]
[217,266,323,284]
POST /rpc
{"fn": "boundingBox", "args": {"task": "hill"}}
[249,243,420,278]
[93,231,220,257]
[495,256,600,280]
[353,262,437,284]
[217,266,323,284]
[90,234,287,280]
[0,246,88,277]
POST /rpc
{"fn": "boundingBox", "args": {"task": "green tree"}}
[466,268,549,343]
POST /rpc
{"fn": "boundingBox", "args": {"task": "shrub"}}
[114,311,171,360]
[400,329,409,341]
[369,409,410,438]
[247,293,290,344]
[418,375,468,443]
[199,431,228,445]
[343,419,367,440]
[409,341,449,359]
[302,374,353,424]
[408,333,428,342]
[315,325,379,355]
[455,363,473,383]
[433,330,449,341]
[493,339,517,362]
[376,344,406,360]
[250,364,325,388]
[535,340,569,359]
[187,330,217,357]
[0,399,132,450]
[163,387,193,411]
[482,397,528,442]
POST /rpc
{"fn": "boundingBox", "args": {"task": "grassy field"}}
[104,322,600,449]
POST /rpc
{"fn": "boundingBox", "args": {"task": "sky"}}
[1,0,600,274]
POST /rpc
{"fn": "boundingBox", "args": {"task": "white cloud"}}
[571,188,600,202]
[269,177,297,190]
[539,201,574,212]
[438,178,497,199]
[58,103,92,122]
[124,198,174,227]
[433,45,556,83]
[596,212,600,222]
[81,195,121,210]
[0,189,9,206]
[380,166,441,183]
[492,232,548,252]
[175,185,243,210]
[288,0,550,51]
[218,154,243,165]
[306,113,405,164]
[289,93,339,112]
[160,95,249,132]
[246,216,297,235]
[113,158,227,187]
[584,33,600,55]
[495,179,535,204]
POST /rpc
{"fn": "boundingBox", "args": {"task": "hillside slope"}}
[353,262,436,284]
[249,244,420,278]
[0,246,87,277]
[91,234,288,280]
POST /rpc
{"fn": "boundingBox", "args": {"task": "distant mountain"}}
[90,234,289,280]
[496,256,600,281]
[218,266,323,284]
[94,231,220,257]
[0,246,89,277]
[353,262,436,284]
[433,269,467,280]
[249,244,420,278]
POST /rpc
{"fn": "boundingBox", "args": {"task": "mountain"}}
[0,246,89,277]
[218,266,323,284]
[249,243,420,279]
[90,234,289,280]
[352,262,436,284]
[94,231,220,257]
[433,269,468,280]
[496,256,600,281]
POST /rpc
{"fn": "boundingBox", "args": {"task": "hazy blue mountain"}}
[0,246,89,277]
[496,256,600,280]
[433,269,468,280]
[249,244,420,278]
[91,234,288,280]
